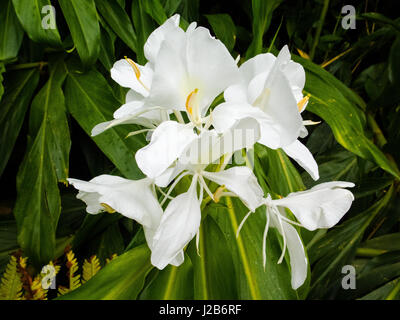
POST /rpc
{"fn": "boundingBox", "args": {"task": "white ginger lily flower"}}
[150,118,264,269]
[135,20,240,179]
[213,45,320,180]
[237,181,355,289]
[67,174,162,239]
[91,15,181,136]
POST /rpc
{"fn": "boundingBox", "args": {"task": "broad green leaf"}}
[98,24,116,70]
[246,0,283,58]
[95,0,137,52]
[59,0,100,66]
[0,69,39,177]
[308,185,394,298]
[296,56,400,179]
[187,215,238,299]
[162,0,183,17]
[131,0,157,64]
[254,144,305,197]
[211,197,297,299]
[142,0,168,25]
[64,65,146,179]
[14,59,70,267]
[12,0,62,46]
[58,244,152,299]
[302,148,359,188]
[205,14,236,52]
[359,233,400,253]
[0,0,24,61]
[139,254,193,299]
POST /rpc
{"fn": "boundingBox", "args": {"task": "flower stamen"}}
[297,95,309,112]
[124,56,150,91]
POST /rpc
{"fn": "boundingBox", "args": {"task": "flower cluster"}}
[68,15,355,290]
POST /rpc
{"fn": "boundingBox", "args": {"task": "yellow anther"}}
[101,203,116,214]
[213,185,226,203]
[124,56,141,79]
[297,95,309,112]
[185,88,199,116]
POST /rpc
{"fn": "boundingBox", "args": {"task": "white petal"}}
[185,26,240,113]
[282,140,319,181]
[154,161,187,187]
[148,24,239,113]
[135,121,197,178]
[181,117,260,166]
[91,115,153,136]
[151,177,201,269]
[224,83,248,103]
[113,100,144,119]
[146,28,188,110]
[202,166,264,212]
[273,182,355,231]
[144,14,181,63]
[212,102,294,150]
[68,175,162,229]
[239,53,276,85]
[280,221,308,290]
[249,65,302,147]
[110,59,152,97]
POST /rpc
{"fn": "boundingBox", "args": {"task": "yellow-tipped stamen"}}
[101,203,116,213]
[124,56,141,79]
[124,56,150,91]
[185,88,199,116]
[213,185,226,203]
[297,95,309,112]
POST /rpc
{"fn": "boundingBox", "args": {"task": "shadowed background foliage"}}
[0,0,399,300]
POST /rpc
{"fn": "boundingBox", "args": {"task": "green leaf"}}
[58,244,152,299]
[246,0,283,58]
[0,69,39,177]
[98,24,116,70]
[205,14,236,52]
[308,185,394,298]
[142,0,168,25]
[254,144,305,196]
[296,56,400,180]
[59,0,100,66]
[139,254,193,299]
[95,0,137,53]
[211,197,297,299]
[187,215,238,299]
[12,0,62,46]
[0,0,24,61]
[64,64,146,179]
[131,0,157,64]
[14,59,70,267]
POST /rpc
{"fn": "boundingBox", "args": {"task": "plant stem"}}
[310,0,330,61]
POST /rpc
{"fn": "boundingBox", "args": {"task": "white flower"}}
[237,181,355,289]
[134,19,240,179]
[67,175,162,230]
[150,118,264,269]
[212,46,320,180]
[91,15,181,136]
